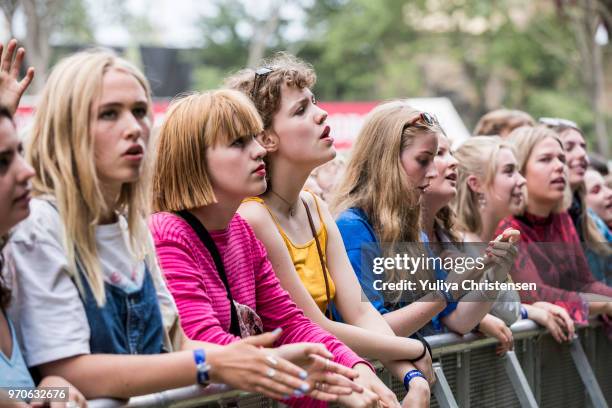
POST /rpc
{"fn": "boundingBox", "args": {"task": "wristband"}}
[193,349,211,385]
[403,369,426,392]
[409,335,431,363]
[437,288,455,304]
[520,305,529,320]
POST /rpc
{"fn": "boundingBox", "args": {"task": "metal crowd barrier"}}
[89,319,612,408]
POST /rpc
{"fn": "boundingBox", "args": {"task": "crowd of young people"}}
[1,39,610,407]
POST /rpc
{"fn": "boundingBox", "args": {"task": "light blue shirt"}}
[0,312,35,387]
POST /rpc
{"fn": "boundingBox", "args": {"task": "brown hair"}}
[543,120,610,249]
[224,52,316,130]
[474,109,535,137]
[152,89,263,213]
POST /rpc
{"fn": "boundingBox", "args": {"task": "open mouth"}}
[320,126,331,140]
[418,184,430,193]
[14,189,31,204]
[550,176,566,187]
[123,144,144,158]
[253,163,266,176]
[445,172,457,182]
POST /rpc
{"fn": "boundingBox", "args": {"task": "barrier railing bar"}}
[503,350,539,408]
[455,350,470,407]
[569,337,609,408]
[87,321,604,408]
[432,362,459,408]
[88,384,236,408]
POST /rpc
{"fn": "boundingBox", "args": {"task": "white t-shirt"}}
[4,198,179,367]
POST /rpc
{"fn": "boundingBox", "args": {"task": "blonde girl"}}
[453,136,576,344]
[7,49,330,401]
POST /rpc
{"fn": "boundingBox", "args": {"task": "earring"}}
[478,193,487,209]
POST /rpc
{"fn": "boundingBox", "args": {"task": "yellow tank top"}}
[243,191,336,313]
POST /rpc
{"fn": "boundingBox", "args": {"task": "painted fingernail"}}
[299,371,308,380]
[272,327,283,335]
[293,390,304,397]
[300,383,310,392]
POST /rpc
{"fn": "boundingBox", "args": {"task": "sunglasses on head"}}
[404,112,439,129]
[250,67,274,99]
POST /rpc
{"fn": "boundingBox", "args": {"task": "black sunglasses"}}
[404,112,439,129]
[251,67,274,99]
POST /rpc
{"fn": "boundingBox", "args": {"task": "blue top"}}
[0,312,35,388]
[335,207,457,334]
[586,209,612,286]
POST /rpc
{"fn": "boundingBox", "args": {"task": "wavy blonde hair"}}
[506,126,572,215]
[453,136,517,236]
[332,101,441,291]
[27,50,153,306]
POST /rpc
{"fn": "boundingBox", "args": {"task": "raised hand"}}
[0,39,35,115]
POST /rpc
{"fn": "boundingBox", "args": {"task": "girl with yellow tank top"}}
[228,54,436,408]
[244,192,335,314]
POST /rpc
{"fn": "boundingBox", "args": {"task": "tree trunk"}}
[0,0,19,38]
[21,0,55,93]
[247,1,282,67]
[586,0,609,157]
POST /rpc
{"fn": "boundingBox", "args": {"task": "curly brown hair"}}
[224,52,316,130]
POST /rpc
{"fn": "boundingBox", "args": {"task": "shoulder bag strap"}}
[175,210,242,337]
[301,198,333,320]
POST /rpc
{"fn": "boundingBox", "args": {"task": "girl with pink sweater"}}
[149,89,391,407]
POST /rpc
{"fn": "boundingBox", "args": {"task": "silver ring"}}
[266,355,278,366]
[315,381,321,390]
[266,368,276,378]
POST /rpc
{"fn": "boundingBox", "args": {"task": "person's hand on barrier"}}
[30,376,87,408]
[0,39,35,115]
[401,377,430,408]
[477,314,514,356]
[268,343,362,401]
[347,363,401,408]
[409,344,435,385]
[206,330,315,400]
[533,302,575,341]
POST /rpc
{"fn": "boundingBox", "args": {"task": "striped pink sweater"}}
[149,211,367,370]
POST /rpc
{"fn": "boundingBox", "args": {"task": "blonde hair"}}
[454,136,517,235]
[332,101,441,289]
[474,109,535,137]
[506,126,572,214]
[152,90,263,213]
[27,50,153,306]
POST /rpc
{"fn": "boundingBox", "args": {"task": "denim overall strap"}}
[77,263,164,355]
